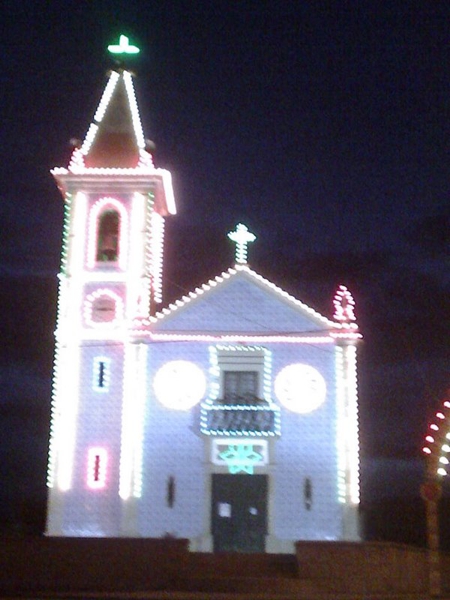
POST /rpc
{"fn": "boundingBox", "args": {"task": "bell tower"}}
[46,39,176,535]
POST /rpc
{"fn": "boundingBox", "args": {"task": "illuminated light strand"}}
[346,345,360,504]
[422,392,450,477]
[87,447,108,489]
[145,332,335,344]
[127,193,147,319]
[150,211,165,304]
[84,288,124,329]
[335,344,360,505]
[150,264,338,328]
[52,343,81,491]
[60,194,72,276]
[144,192,154,278]
[80,124,99,157]
[335,346,347,503]
[333,285,356,323]
[330,331,362,341]
[123,71,146,150]
[94,70,120,124]
[87,196,129,271]
[79,71,120,158]
[119,343,147,500]
[47,192,86,490]
[133,344,147,497]
[51,166,177,218]
[71,193,88,277]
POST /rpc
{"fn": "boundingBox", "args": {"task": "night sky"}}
[1,2,450,541]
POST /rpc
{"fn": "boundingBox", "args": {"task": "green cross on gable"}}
[108,35,140,55]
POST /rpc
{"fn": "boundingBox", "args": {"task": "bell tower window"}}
[87,197,128,270]
[97,210,119,262]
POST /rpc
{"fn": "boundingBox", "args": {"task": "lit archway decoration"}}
[84,289,124,328]
[423,392,450,477]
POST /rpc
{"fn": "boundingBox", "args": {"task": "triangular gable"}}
[150,265,337,335]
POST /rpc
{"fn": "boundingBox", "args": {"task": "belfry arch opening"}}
[97,209,120,262]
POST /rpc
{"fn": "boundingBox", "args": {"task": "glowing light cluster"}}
[108,34,140,55]
[153,360,207,410]
[228,223,256,264]
[218,444,264,474]
[275,364,327,414]
[87,196,128,270]
[84,288,124,328]
[212,439,268,472]
[333,285,356,323]
[423,396,450,477]
[87,447,108,489]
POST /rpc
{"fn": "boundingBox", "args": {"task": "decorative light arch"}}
[84,288,124,328]
[423,392,450,477]
[87,197,129,270]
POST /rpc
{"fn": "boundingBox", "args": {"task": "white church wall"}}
[269,341,341,541]
[50,343,125,536]
[139,342,208,538]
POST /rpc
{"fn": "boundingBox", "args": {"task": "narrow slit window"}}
[304,477,313,510]
[167,476,175,508]
[93,357,110,392]
[87,447,108,489]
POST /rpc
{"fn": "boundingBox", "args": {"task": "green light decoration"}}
[108,35,140,55]
[218,445,263,474]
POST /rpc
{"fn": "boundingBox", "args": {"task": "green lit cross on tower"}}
[108,35,140,55]
[228,223,256,264]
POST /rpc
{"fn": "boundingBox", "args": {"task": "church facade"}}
[46,62,361,553]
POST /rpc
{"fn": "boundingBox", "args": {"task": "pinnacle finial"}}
[108,35,140,56]
[228,223,256,264]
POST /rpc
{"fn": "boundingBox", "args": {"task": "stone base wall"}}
[0,537,188,594]
[295,541,428,595]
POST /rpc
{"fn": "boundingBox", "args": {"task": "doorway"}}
[211,474,268,552]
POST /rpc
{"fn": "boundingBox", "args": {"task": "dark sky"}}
[1,1,450,538]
